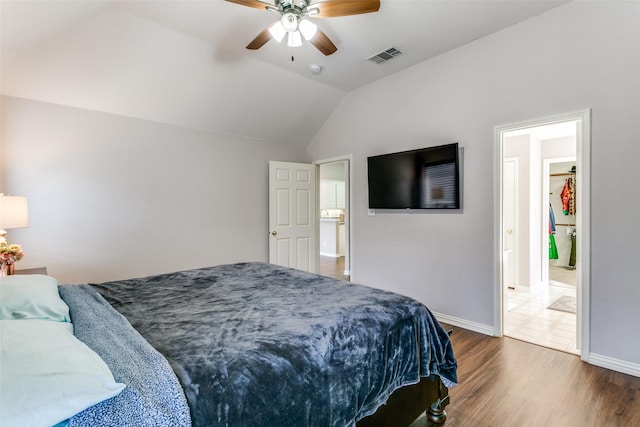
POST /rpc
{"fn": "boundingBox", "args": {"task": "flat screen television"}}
[367,143,460,209]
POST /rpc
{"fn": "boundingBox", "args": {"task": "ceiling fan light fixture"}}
[299,19,317,40]
[280,12,298,32]
[269,21,286,42]
[288,30,303,47]
[227,0,381,55]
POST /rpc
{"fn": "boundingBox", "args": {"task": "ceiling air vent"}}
[367,46,404,64]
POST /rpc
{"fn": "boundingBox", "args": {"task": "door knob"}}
[271,230,277,236]
[506,229,513,234]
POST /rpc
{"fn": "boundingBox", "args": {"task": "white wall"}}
[1,96,307,283]
[319,161,346,181]
[307,2,640,367]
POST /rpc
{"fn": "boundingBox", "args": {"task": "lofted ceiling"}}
[0,0,568,146]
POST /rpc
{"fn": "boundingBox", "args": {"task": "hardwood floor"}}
[410,325,640,427]
[319,255,350,281]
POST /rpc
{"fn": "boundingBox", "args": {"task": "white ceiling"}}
[109,0,568,91]
[0,0,568,145]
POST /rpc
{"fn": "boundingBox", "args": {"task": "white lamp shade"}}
[299,19,317,41]
[0,195,28,229]
[288,30,302,47]
[269,21,286,43]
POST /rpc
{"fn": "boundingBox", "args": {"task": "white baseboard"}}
[587,353,640,378]
[431,311,495,336]
[319,252,341,258]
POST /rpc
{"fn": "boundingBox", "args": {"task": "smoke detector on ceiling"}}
[366,46,404,64]
[309,64,323,74]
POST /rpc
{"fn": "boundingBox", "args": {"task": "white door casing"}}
[268,161,317,272]
[495,109,590,361]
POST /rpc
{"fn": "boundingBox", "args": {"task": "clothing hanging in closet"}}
[561,177,576,215]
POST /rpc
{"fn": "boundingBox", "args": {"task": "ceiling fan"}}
[226,0,381,56]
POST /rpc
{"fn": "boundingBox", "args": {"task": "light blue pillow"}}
[0,274,70,322]
[0,319,126,427]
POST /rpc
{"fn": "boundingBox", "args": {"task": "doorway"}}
[496,110,591,359]
[317,158,350,281]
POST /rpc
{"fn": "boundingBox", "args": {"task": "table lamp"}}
[0,194,28,244]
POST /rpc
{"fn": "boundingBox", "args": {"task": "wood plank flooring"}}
[410,325,640,427]
[319,255,350,281]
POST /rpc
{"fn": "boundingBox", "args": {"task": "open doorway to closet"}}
[497,110,590,358]
[317,159,350,281]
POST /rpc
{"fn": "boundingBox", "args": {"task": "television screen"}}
[367,143,460,209]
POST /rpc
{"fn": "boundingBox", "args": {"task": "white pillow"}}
[0,319,126,427]
[0,274,70,322]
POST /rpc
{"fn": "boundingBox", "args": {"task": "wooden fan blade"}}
[246,27,272,50]
[310,28,337,56]
[311,0,380,18]
[225,0,272,11]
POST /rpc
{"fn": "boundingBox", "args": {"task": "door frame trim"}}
[494,109,591,360]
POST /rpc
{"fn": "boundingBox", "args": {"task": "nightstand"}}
[15,267,48,275]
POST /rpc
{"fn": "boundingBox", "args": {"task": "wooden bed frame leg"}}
[427,394,449,424]
[427,376,450,424]
[426,327,452,423]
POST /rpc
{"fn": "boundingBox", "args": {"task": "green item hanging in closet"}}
[549,234,559,260]
[569,233,576,266]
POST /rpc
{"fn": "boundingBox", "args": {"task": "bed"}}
[2,262,457,426]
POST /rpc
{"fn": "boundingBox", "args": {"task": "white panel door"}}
[269,161,316,272]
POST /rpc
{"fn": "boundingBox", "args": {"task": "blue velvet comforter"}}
[91,262,457,427]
